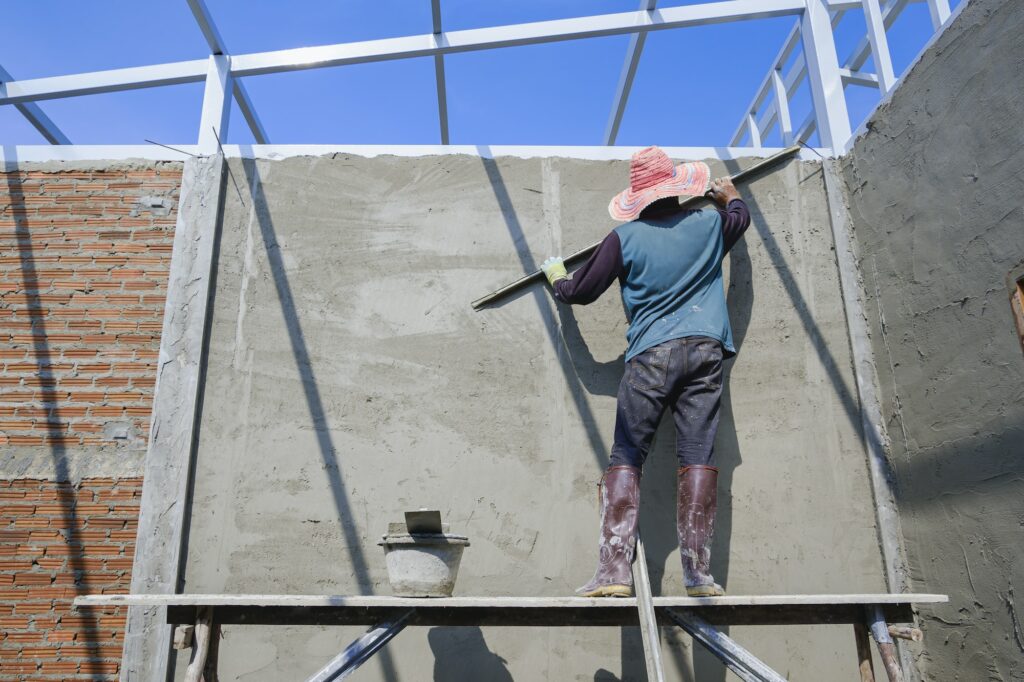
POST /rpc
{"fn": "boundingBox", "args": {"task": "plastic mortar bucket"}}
[378,523,470,597]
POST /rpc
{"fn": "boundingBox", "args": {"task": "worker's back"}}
[614,208,735,361]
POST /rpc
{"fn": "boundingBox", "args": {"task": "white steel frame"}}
[731,0,953,151]
[0,0,957,156]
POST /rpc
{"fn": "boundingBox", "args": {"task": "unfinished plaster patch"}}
[130,195,174,216]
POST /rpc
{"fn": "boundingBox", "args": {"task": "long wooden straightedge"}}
[470,144,802,310]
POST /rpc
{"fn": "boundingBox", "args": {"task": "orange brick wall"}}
[1,164,183,681]
[0,478,141,680]
[0,166,181,449]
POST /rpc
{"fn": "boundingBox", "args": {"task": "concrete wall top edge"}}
[1,145,827,168]
[0,157,185,172]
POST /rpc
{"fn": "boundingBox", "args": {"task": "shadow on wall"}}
[893,424,1024,508]
[427,627,513,682]
[477,152,610,471]
[3,152,106,674]
[231,155,400,681]
[887,419,1024,678]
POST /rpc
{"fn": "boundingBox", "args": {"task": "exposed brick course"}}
[0,166,180,449]
[0,478,141,681]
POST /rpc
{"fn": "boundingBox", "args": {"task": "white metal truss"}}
[0,63,70,144]
[186,0,269,143]
[730,0,954,151]
[603,0,658,146]
[801,0,852,151]
[0,60,209,105]
[0,0,959,154]
[431,0,449,145]
[197,55,232,154]
[926,0,952,28]
[770,69,794,145]
[226,0,807,77]
[861,0,897,92]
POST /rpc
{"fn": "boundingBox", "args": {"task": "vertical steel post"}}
[604,0,657,145]
[198,54,232,154]
[800,0,851,154]
[770,68,794,145]
[431,0,450,145]
[747,113,762,148]
[861,0,897,93]
[925,0,951,30]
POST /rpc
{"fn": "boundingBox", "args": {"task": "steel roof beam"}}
[229,0,806,77]
[795,110,816,143]
[231,81,268,144]
[0,64,70,144]
[198,55,232,153]
[186,0,269,144]
[732,0,912,148]
[0,0,804,109]
[729,6,846,146]
[755,0,904,138]
[0,61,209,106]
[861,0,896,92]
[187,0,228,54]
[926,0,951,29]
[845,0,910,71]
[603,0,658,146]
[770,68,794,144]
[729,24,800,146]
[432,0,449,145]
[840,67,880,87]
[801,0,851,153]
[11,102,70,145]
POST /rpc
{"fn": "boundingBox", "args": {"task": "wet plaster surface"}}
[841,0,1024,678]
[177,153,884,681]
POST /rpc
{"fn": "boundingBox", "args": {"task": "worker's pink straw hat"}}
[608,146,711,222]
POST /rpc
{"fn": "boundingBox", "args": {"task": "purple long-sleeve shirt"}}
[553,199,751,305]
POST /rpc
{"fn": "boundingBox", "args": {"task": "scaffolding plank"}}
[75,594,945,628]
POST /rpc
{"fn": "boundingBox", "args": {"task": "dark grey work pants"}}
[610,336,724,469]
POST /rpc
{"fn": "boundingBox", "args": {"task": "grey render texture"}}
[176,151,881,680]
[839,0,1024,675]
[1,0,1020,679]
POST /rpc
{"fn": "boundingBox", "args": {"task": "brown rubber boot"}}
[678,465,725,597]
[576,465,640,598]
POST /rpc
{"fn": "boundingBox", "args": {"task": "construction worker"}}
[541,146,750,598]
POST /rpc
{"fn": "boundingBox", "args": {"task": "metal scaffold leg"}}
[306,610,415,682]
[665,608,788,682]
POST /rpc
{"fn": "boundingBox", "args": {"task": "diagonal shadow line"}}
[478,152,665,681]
[236,157,399,681]
[720,158,865,439]
[4,151,106,675]
[477,150,609,470]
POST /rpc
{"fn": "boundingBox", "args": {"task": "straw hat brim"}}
[607,161,711,222]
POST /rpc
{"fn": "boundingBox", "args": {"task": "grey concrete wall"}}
[840,0,1024,678]
[178,152,885,680]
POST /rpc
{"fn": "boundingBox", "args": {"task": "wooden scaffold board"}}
[77,593,945,682]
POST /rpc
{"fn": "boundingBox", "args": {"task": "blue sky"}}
[1,0,961,147]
